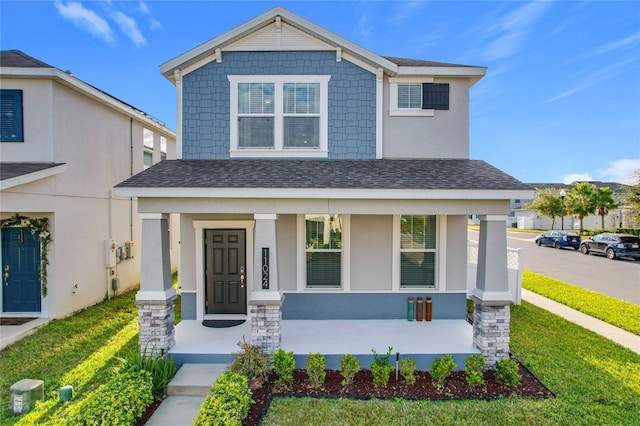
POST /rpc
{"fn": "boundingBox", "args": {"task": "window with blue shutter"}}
[0,89,24,142]
[422,83,449,110]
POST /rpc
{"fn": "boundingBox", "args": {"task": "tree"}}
[621,169,640,227]
[565,182,597,233]
[594,187,618,229]
[527,188,563,229]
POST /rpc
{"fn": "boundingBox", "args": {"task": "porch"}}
[169,318,477,370]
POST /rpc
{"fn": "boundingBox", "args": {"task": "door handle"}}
[3,272,8,286]
[240,266,245,288]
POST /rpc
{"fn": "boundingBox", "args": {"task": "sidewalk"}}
[521,288,640,354]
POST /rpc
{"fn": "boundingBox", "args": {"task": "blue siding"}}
[282,292,467,320]
[182,51,377,159]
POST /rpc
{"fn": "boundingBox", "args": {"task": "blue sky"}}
[2,1,639,184]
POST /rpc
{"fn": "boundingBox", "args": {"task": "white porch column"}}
[471,215,511,367]
[136,214,176,356]
[249,214,283,353]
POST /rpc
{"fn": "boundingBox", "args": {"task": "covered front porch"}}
[169,318,477,370]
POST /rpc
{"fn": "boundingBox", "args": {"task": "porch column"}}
[471,215,511,367]
[249,214,283,353]
[136,213,176,356]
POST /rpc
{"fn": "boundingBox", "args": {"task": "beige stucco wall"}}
[350,215,393,291]
[445,215,468,292]
[276,214,297,292]
[1,77,177,318]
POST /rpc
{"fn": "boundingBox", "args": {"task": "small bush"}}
[194,371,252,426]
[306,352,327,387]
[495,357,522,386]
[370,347,394,387]
[430,354,456,389]
[464,354,485,387]
[116,350,177,399]
[229,338,269,381]
[339,354,360,386]
[399,358,417,385]
[65,371,154,425]
[272,348,295,385]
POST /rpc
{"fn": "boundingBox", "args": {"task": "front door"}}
[2,227,42,312]
[204,229,246,315]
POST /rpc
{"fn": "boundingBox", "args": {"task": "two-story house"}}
[0,51,178,336]
[115,7,532,368]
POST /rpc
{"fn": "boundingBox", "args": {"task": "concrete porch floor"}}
[169,319,478,370]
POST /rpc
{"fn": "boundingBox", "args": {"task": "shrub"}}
[399,358,417,385]
[65,371,154,425]
[339,354,360,386]
[194,371,252,426]
[464,354,486,387]
[430,354,456,389]
[116,350,177,399]
[306,352,327,387]
[229,338,269,381]
[495,357,522,386]
[272,348,295,385]
[370,347,394,387]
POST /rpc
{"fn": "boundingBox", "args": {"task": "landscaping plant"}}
[272,349,296,385]
[306,352,327,387]
[430,354,456,390]
[370,347,394,387]
[464,354,485,387]
[116,349,177,399]
[229,338,269,381]
[495,357,521,386]
[339,353,360,386]
[399,358,417,385]
[194,371,252,426]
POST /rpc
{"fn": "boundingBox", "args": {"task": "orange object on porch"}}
[425,297,432,321]
[416,297,423,321]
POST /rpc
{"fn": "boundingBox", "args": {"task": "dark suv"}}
[579,233,640,260]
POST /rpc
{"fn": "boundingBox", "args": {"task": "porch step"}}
[167,363,228,396]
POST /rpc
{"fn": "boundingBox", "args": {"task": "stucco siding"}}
[383,79,470,159]
[445,215,468,292]
[182,51,376,159]
[276,214,297,291]
[350,215,393,291]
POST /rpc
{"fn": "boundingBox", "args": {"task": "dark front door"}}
[204,229,246,315]
[2,227,42,312]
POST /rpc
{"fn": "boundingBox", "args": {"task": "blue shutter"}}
[0,89,24,142]
[422,83,449,110]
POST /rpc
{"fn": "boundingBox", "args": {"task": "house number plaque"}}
[261,248,269,289]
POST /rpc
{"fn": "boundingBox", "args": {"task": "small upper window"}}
[397,84,422,109]
[1,89,24,142]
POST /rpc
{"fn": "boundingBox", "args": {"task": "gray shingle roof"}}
[0,50,53,68]
[0,162,65,181]
[116,159,531,191]
[382,56,478,68]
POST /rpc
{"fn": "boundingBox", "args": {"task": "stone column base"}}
[473,302,510,367]
[137,294,177,356]
[249,292,283,354]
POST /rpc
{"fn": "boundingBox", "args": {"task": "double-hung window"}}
[229,75,329,157]
[305,214,342,288]
[389,78,449,116]
[1,89,24,142]
[400,215,437,288]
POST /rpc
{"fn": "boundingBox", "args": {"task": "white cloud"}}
[137,1,162,30]
[387,1,427,25]
[54,1,114,44]
[113,11,146,46]
[561,173,593,184]
[597,159,640,185]
[353,12,372,43]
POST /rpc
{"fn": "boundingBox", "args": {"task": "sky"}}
[1,0,639,185]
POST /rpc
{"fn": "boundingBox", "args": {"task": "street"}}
[468,230,640,305]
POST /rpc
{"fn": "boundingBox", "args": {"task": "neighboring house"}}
[0,50,178,321]
[115,7,532,367]
[515,181,629,231]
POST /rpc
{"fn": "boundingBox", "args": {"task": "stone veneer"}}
[472,302,510,367]
[137,294,177,356]
[250,303,282,353]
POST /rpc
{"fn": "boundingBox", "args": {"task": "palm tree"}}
[565,182,597,234]
[595,187,618,230]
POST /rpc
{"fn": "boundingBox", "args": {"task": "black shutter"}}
[0,89,23,142]
[422,83,449,110]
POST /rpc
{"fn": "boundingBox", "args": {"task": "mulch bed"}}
[244,362,554,426]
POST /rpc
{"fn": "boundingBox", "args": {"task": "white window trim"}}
[388,77,435,117]
[229,75,330,157]
[392,214,442,291]
[297,214,350,291]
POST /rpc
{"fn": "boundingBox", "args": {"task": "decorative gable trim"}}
[226,20,334,51]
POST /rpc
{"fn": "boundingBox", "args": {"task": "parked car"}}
[535,230,581,250]
[579,233,640,260]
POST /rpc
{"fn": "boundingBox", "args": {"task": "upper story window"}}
[1,89,24,142]
[229,75,330,158]
[389,79,449,117]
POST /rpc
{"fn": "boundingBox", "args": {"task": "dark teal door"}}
[2,227,41,312]
[204,229,246,315]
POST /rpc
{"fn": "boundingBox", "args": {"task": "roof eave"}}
[395,66,487,86]
[0,164,67,190]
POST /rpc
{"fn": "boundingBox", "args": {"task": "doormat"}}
[0,317,37,326]
[202,320,246,328]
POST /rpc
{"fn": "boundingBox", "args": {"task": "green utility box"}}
[9,379,44,414]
